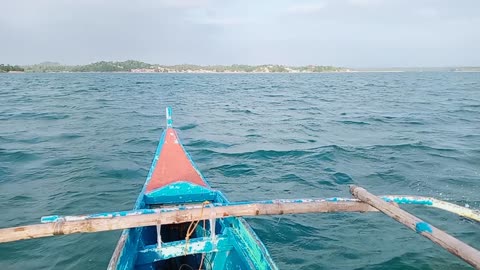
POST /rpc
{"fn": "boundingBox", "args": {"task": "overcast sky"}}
[1,0,479,67]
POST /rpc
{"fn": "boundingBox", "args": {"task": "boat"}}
[108,107,278,270]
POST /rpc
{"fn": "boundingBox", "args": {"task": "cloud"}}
[347,0,384,7]
[414,7,439,18]
[193,17,254,25]
[156,0,212,9]
[286,2,326,15]
[0,0,479,66]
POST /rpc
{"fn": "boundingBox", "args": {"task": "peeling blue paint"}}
[41,215,62,223]
[415,222,433,233]
[144,181,217,204]
[325,197,358,202]
[382,196,433,205]
[166,107,173,127]
[136,237,232,265]
[88,209,157,219]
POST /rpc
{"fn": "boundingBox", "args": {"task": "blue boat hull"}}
[108,108,277,269]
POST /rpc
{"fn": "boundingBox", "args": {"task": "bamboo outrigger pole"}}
[350,185,480,269]
[0,200,375,244]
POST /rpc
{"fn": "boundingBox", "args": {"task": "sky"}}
[1,0,479,67]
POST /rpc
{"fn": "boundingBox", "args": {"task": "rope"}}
[53,220,65,236]
[184,201,210,269]
[178,264,194,270]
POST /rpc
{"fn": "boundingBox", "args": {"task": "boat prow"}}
[108,108,277,270]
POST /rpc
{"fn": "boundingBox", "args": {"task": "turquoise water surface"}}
[0,72,479,269]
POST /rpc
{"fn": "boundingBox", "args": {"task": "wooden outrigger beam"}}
[39,195,478,224]
[0,187,479,268]
[0,199,376,243]
[350,185,480,269]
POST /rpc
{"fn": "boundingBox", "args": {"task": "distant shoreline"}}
[5,69,480,74]
[12,60,347,73]
[3,70,480,74]
[2,60,479,73]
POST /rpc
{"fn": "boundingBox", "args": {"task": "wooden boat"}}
[108,108,278,270]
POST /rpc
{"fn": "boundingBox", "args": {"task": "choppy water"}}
[0,72,479,269]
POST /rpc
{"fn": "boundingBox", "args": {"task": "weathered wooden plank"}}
[41,198,373,223]
[0,200,375,243]
[40,196,479,224]
[350,185,480,270]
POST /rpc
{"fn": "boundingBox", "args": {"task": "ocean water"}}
[0,72,479,270]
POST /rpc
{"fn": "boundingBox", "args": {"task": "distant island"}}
[1,60,479,73]
[10,60,348,73]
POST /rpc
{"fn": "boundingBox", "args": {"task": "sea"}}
[0,72,479,269]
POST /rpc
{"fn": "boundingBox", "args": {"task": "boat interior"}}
[134,185,271,270]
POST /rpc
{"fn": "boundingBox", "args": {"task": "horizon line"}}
[6,61,480,69]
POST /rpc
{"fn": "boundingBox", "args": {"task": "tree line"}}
[9,60,347,73]
[0,64,25,72]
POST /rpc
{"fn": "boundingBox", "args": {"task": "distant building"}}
[131,68,157,73]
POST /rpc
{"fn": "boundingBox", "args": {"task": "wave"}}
[448,107,480,113]
[364,251,467,270]
[56,133,84,140]
[209,164,256,177]
[185,139,232,149]
[5,112,70,120]
[0,149,39,162]
[0,136,15,143]
[234,149,311,159]
[337,120,370,125]
[226,109,257,114]
[178,123,197,130]
[135,81,153,85]
[192,148,311,159]
[369,116,426,125]
[10,194,33,201]
[277,173,309,184]
[44,156,91,166]
[365,142,458,153]
[99,168,144,179]
[124,138,156,146]
[245,134,263,138]
[283,138,317,144]
[263,94,286,98]
[332,172,354,185]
